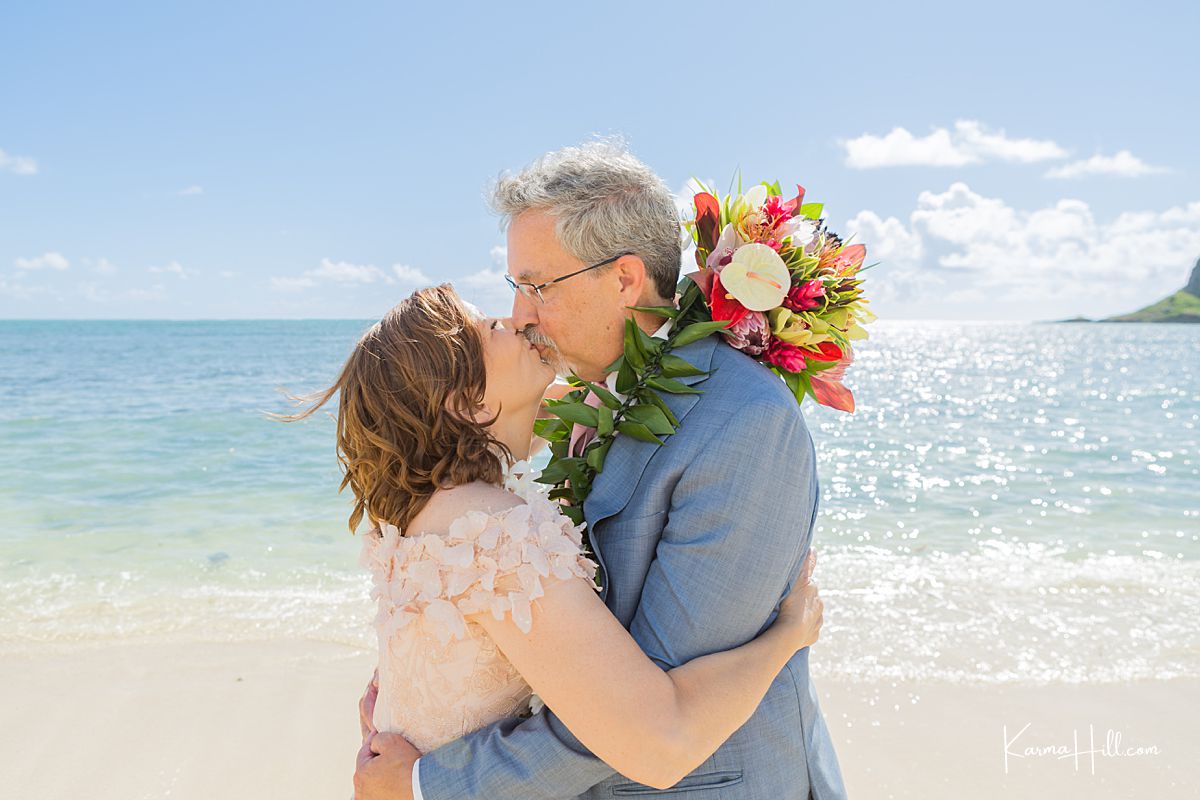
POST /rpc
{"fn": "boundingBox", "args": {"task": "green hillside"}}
[1094,256,1200,323]
[1104,289,1200,323]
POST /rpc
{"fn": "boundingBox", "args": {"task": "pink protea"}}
[765,338,808,372]
[726,311,770,356]
[783,279,825,312]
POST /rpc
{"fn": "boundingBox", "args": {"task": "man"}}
[355,140,846,799]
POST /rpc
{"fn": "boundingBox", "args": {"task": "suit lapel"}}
[583,334,720,527]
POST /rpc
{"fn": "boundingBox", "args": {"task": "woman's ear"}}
[443,392,496,426]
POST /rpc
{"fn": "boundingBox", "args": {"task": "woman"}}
[291,284,823,791]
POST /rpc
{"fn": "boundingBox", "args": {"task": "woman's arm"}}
[467,552,820,790]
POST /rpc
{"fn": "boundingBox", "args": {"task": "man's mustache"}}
[520,326,558,352]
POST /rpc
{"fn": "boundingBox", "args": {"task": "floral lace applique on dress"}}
[359,460,599,753]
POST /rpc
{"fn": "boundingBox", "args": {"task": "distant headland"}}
[1055,256,1200,323]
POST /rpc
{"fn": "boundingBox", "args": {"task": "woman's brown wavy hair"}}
[281,284,513,534]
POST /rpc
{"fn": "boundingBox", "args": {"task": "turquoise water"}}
[1,320,1197,684]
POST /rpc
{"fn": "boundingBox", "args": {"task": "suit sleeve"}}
[629,400,818,667]
[415,400,819,799]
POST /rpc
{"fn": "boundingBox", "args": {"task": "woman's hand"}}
[774,550,823,652]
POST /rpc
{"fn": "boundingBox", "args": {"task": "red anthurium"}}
[804,340,843,361]
[709,272,750,328]
[693,192,721,253]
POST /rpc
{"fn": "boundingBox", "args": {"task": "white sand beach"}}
[2,640,1195,799]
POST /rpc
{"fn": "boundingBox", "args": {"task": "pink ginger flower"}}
[765,338,809,372]
[783,279,825,312]
[725,311,770,356]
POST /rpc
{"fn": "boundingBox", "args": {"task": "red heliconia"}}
[693,192,722,253]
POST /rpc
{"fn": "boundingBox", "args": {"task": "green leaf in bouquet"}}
[806,358,841,373]
[617,420,664,445]
[800,202,824,219]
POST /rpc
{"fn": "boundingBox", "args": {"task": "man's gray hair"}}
[489,139,682,300]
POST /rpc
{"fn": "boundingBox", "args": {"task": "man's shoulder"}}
[678,335,802,417]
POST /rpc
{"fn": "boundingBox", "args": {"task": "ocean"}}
[1,320,1196,685]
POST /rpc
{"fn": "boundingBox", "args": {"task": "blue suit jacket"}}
[416,334,847,799]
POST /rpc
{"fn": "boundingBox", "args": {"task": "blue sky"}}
[2,0,1198,321]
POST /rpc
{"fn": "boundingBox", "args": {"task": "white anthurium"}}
[720,243,791,311]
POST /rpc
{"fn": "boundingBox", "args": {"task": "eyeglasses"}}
[504,252,633,304]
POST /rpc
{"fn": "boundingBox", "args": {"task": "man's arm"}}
[415,399,817,799]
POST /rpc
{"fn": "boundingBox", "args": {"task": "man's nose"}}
[511,290,538,331]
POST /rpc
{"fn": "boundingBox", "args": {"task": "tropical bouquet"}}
[676,179,875,412]
[534,178,874,534]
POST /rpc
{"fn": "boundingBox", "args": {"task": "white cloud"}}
[392,263,431,284]
[178,185,204,195]
[842,120,1068,169]
[1045,150,1169,179]
[270,258,431,293]
[844,182,1200,316]
[844,210,924,266]
[148,261,190,278]
[80,257,118,275]
[453,247,514,316]
[0,147,38,175]
[15,252,69,271]
[310,259,386,284]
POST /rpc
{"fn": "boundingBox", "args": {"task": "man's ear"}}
[614,254,648,303]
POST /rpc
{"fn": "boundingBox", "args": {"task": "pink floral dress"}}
[359,462,600,753]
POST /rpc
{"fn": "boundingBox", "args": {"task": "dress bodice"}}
[359,461,599,753]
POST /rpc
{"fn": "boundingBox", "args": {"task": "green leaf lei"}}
[532,284,728,546]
